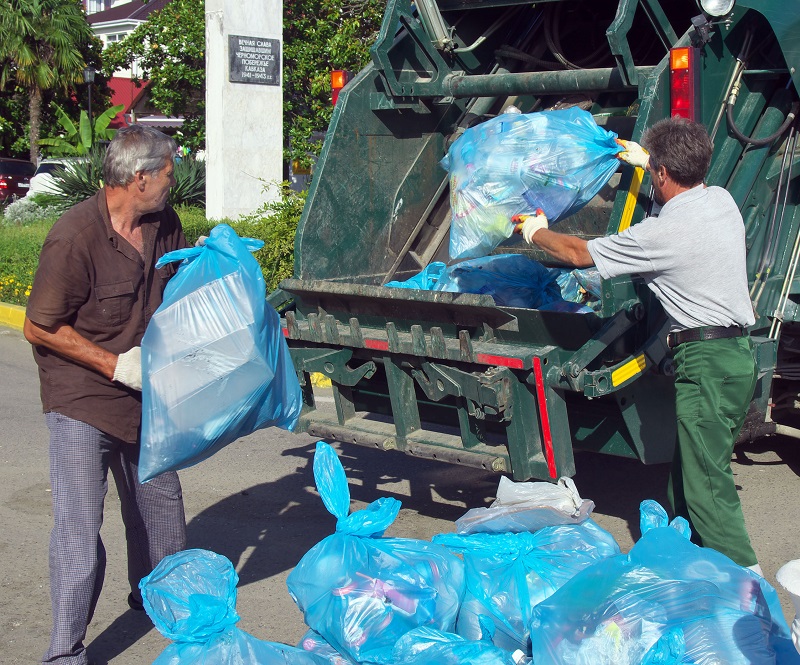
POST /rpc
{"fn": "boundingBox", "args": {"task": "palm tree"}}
[0,0,94,164]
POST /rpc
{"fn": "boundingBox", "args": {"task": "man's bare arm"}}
[23,318,118,381]
[530,228,595,268]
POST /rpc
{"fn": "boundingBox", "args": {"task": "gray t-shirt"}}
[587,185,755,332]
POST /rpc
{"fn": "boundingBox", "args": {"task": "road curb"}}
[0,301,24,331]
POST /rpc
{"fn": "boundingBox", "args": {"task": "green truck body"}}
[271,0,800,481]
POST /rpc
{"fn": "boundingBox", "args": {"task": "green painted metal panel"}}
[737,0,800,95]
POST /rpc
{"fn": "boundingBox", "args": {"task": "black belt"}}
[667,326,746,349]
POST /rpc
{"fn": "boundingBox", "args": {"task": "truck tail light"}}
[670,47,699,120]
[331,70,353,106]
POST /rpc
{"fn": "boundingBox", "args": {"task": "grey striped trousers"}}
[43,412,186,665]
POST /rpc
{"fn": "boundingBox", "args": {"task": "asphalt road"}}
[1,324,799,664]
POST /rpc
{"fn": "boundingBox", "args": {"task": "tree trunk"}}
[28,86,42,165]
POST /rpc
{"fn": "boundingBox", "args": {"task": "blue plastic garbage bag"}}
[286,441,465,663]
[298,630,358,664]
[441,107,623,259]
[434,520,620,653]
[433,255,563,308]
[386,255,590,311]
[140,549,329,665]
[139,223,302,482]
[384,262,446,290]
[376,624,522,665]
[528,500,800,665]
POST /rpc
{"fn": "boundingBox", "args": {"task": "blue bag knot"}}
[140,549,240,643]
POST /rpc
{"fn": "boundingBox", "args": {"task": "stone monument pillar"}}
[205,0,282,219]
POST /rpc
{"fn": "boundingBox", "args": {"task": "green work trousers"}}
[667,335,758,567]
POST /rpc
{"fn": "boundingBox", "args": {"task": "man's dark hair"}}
[641,117,713,187]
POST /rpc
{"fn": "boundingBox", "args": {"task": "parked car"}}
[27,158,81,197]
[0,158,36,204]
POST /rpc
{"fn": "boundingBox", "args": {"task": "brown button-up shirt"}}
[26,189,188,443]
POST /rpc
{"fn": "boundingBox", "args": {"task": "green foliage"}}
[236,183,307,291]
[0,36,111,160]
[0,0,97,162]
[0,218,54,305]
[169,157,205,208]
[174,205,217,246]
[0,89,30,157]
[38,102,124,156]
[0,188,304,306]
[284,0,384,170]
[102,0,205,151]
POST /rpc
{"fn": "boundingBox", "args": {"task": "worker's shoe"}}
[127,592,145,612]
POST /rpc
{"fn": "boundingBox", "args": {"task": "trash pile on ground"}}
[141,442,800,664]
[440,106,623,260]
[385,255,601,312]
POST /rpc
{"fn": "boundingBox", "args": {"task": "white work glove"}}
[195,235,208,247]
[615,138,650,169]
[512,210,549,244]
[113,346,142,391]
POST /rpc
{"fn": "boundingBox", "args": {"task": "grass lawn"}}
[0,206,216,307]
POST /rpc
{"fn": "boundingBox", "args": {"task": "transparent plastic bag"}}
[139,223,302,482]
[286,442,465,663]
[140,549,328,665]
[434,520,619,653]
[456,476,595,535]
[441,107,622,259]
[528,501,800,665]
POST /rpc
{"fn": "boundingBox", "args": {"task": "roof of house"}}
[87,0,171,25]
[107,76,150,127]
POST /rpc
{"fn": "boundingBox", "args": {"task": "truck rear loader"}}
[271,0,800,481]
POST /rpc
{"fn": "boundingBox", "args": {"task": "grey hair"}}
[103,125,177,187]
[641,117,713,187]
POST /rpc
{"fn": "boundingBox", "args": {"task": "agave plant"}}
[38,103,124,157]
[35,146,206,211]
[169,156,205,207]
[35,145,106,212]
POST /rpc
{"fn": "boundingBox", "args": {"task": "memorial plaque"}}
[229,35,280,85]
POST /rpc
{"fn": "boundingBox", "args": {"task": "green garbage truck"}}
[270,0,800,481]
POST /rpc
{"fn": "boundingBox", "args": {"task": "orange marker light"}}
[331,70,353,106]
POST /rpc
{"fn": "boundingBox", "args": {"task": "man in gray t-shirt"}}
[516,117,760,572]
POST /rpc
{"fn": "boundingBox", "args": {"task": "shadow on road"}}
[178,438,679,593]
[735,434,800,476]
[181,439,500,588]
[86,609,154,664]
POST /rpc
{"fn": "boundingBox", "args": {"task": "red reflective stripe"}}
[364,339,389,351]
[282,327,289,337]
[476,353,524,369]
[532,357,558,479]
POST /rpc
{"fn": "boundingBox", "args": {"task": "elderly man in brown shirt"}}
[24,125,188,665]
